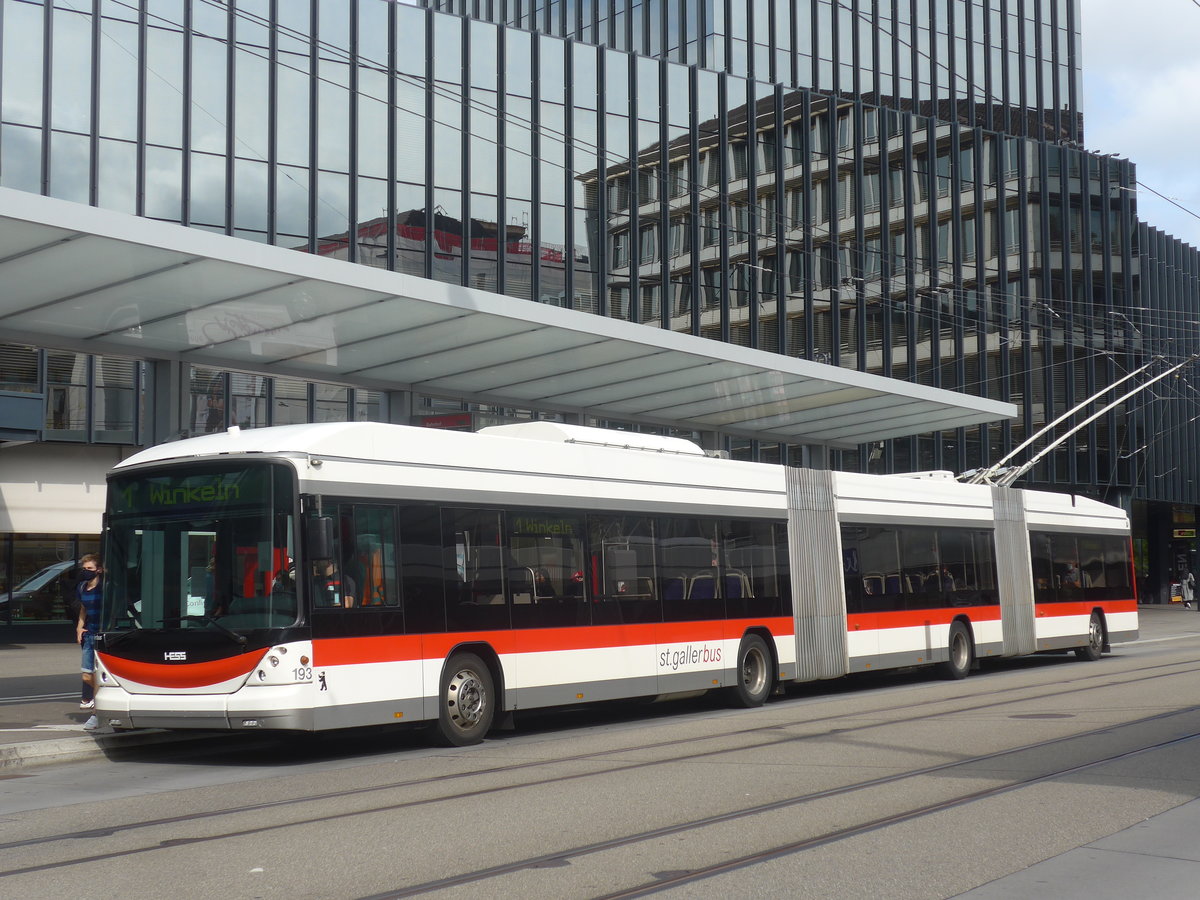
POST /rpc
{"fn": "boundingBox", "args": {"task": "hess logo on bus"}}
[164,651,187,661]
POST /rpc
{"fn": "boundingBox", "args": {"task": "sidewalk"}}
[956,799,1200,898]
[0,630,204,770]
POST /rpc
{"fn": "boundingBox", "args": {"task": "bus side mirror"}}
[306,516,336,561]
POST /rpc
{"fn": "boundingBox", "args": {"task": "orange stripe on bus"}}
[1033,599,1138,616]
[847,597,1136,630]
[861,607,1002,629]
[312,618,795,667]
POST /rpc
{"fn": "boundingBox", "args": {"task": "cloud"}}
[1081,0,1200,246]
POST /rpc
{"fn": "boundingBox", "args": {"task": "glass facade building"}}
[432,0,1082,144]
[0,0,1196,612]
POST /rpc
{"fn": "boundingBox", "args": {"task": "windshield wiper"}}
[102,628,153,649]
[181,615,248,646]
[196,615,247,646]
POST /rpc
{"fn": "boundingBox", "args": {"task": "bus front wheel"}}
[729,634,773,708]
[434,652,495,746]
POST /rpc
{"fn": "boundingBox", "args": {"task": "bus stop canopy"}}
[0,188,1015,448]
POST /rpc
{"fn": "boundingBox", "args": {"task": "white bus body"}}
[94,422,1137,744]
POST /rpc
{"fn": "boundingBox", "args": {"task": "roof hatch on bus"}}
[479,422,705,456]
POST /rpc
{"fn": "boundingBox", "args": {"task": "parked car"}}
[0,559,80,622]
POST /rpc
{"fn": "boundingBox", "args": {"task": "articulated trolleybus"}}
[94,421,1137,745]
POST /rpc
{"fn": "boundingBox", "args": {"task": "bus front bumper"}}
[96,684,315,731]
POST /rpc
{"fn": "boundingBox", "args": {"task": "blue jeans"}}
[80,631,95,674]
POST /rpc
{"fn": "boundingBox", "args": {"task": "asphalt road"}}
[4,609,1200,899]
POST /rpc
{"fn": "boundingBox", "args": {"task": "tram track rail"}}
[588,729,1200,900]
[2,654,1199,884]
[365,717,1200,898]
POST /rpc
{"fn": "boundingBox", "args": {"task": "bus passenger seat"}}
[663,577,686,602]
[861,573,884,596]
[688,573,716,600]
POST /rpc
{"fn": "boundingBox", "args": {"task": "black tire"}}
[729,634,773,708]
[433,652,495,746]
[1075,612,1104,661]
[939,620,973,680]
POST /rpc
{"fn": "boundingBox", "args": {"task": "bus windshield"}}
[104,463,297,634]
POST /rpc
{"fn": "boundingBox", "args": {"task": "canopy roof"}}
[0,189,1014,448]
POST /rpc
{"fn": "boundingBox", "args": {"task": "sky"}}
[1081,0,1200,247]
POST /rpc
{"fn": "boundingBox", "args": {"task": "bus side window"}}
[936,528,971,603]
[839,526,865,615]
[974,530,998,599]
[1077,535,1105,598]
[444,509,511,631]
[588,515,661,625]
[507,511,589,628]
[303,505,370,615]
[659,517,722,623]
[1030,534,1054,599]
[900,527,938,606]
[1103,536,1132,598]
[351,506,400,609]
[1051,535,1082,597]
[854,525,901,613]
[398,505,446,633]
[722,520,781,619]
[339,512,361,607]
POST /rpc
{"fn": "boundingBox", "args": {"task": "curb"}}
[0,729,200,772]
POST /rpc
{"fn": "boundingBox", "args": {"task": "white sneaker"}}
[79,699,95,710]
[83,715,100,731]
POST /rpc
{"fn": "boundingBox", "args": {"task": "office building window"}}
[44,351,87,440]
[230,373,268,430]
[274,378,309,426]
[92,356,138,444]
[0,344,39,393]
[191,368,227,436]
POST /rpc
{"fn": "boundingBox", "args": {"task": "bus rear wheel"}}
[729,634,773,708]
[1075,612,1104,661]
[434,652,495,746]
[939,620,973,680]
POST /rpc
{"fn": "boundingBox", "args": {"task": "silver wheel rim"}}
[1089,617,1103,651]
[742,646,767,697]
[446,667,486,730]
[950,630,969,670]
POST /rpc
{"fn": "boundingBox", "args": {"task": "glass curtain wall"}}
[0,0,1148,503]
[425,0,1083,145]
